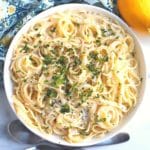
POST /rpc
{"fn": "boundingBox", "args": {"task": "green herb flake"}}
[95,39,101,46]
[23,78,27,82]
[101,28,107,36]
[44,44,49,48]
[65,84,71,97]
[37,33,41,37]
[65,82,78,97]
[80,130,89,136]
[43,56,54,65]
[44,80,49,83]
[51,49,59,56]
[29,56,37,66]
[95,94,100,98]
[66,48,73,52]
[115,36,119,39]
[46,88,57,98]
[57,56,67,65]
[73,56,81,66]
[16,70,21,73]
[108,28,115,35]
[89,51,98,60]
[97,118,106,122]
[87,63,100,76]
[44,72,49,76]
[80,89,93,103]
[99,56,109,63]
[99,84,104,92]
[41,65,47,71]
[51,73,67,87]
[49,99,56,107]
[60,104,70,113]
[21,44,30,53]
[75,23,80,27]
[77,103,81,107]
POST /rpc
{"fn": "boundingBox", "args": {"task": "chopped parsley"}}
[60,66,68,74]
[66,48,73,52]
[97,117,106,122]
[95,94,100,98]
[51,73,67,87]
[21,43,30,53]
[46,88,57,98]
[51,49,59,56]
[29,56,37,66]
[16,70,21,73]
[65,84,71,96]
[44,80,49,83]
[75,23,80,27]
[60,104,70,113]
[99,84,104,92]
[41,64,48,71]
[65,82,78,97]
[36,33,41,37]
[44,44,49,48]
[23,78,27,82]
[101,28,107,37]
[101,28,115,37]
[108,28,115,36]
[89,51,98,60]
[73,56,81,67]
[80,89,93,103]
[43,56,54,65]
[80,130,89,136]
[115,36,119,39]
[44,72,49,76]
[89,52,108,65]
[98,55,109,63]
[87,63,101,76]
[95,39,101,46]
[57,56,67,65]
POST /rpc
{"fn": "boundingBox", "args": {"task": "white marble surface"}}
[0,31,150,150]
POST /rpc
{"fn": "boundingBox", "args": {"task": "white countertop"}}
[0,30,150,150]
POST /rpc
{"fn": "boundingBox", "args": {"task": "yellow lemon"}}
[118,0,150,32]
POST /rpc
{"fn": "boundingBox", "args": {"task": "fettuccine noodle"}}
[11,10,141,143]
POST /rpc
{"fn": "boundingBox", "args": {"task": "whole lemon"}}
[118,0,150,32]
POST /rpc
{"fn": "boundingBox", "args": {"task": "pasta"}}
[11,10,141,143]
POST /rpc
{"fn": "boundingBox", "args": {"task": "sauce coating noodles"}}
[11,10,141,143]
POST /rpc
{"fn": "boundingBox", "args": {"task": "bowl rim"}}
[3,3,147,147]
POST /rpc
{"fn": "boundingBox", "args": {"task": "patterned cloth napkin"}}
[0,0,118,82]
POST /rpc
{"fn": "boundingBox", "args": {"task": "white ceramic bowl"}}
[4,4,147,147]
